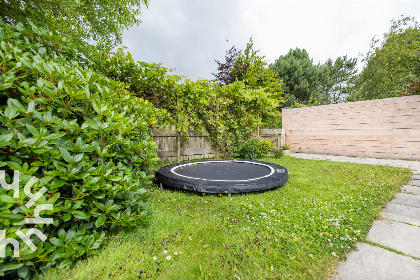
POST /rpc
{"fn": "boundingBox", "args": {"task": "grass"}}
[37,156,411,279]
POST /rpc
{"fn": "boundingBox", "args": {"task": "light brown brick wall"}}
[282,95,420,160]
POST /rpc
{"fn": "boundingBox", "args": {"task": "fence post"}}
[257,113,260,138]
[216,99,220,159]
[281,128,285,147]
[176,99,181,162]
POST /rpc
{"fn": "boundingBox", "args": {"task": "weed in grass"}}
[37,156,411,280]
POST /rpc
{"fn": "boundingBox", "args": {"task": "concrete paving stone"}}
[408,180,420,186]
[393,193,420,208]
[409,162,420,171]
[383,202,420,227]
[402,185,420,195]
[334,243,420,280]
[367,219,420,258]
[412,175,420,180]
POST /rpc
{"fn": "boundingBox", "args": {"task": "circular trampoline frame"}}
[155,159,289,194]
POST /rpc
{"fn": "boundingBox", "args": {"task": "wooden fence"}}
[153,126,285,162]
[259,129,285,150]
[282,95,420,160]
[153,125,217,162]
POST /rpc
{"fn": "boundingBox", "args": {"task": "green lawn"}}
[37,156,411,279]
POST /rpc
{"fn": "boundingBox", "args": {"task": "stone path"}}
[290,153,420,280]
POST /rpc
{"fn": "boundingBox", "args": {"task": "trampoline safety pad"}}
[155,160,289,194]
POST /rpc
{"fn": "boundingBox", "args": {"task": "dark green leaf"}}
[73,211,90,220]
[2,263,24,271]
[62,213,72,222]
[95,214,106,227]
[17,265,29,278]
[26,124,40,137]
[49,238,64,247]
[0,213,25,220]
[59,147,72,163]
[0,195,18,204]
[58,258,71,268]
[48,248,64,262]
[65,228,76,244]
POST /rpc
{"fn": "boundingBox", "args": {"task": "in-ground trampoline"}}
[155,160,289,194]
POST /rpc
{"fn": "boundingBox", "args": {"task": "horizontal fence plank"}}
[153,127,218,162]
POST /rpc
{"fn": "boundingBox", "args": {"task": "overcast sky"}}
[121,0,420,81]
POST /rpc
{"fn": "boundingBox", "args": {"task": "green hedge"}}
[0,19,159,279]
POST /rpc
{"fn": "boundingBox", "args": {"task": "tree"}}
[0,0,149,53]
[212,43,244,86]
[213,38,281,90]
[321,56,358,103]
[349,16,420,101]
[270,48,325,106]
[213,38,284,128]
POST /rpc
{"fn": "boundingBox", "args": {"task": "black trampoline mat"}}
[172,161,273,181]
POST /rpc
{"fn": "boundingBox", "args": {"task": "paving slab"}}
[383,202,420,227]
[408,180,420,186]
[412,175,420,180]
[392,193,420,208]
[334,243,420,280]
[367,219,420,258]
[402,185,420,195]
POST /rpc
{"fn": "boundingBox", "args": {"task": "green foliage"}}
[273,148,282,159]
[270,49,358,107]
[321,56,358,103]
[213,38,284,129]
[281,144,290,150]
[0,19,158,278]
[91,48,180,108]
[171,80,280,158]
[257,139,274,158]
[349,16,420,101]
[260,110,282,129]
[233,138,260,160]
[270,48,325,107]
[0,0,149,56]
[233,138,274,160]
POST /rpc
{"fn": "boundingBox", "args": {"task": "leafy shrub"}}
[273,149,282,159]
[257,139,274,158]
[281,144,291,150]
[170,80,280,158]
[0,19,159,278]
[233,138,259,160]
[233,138,273,160]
